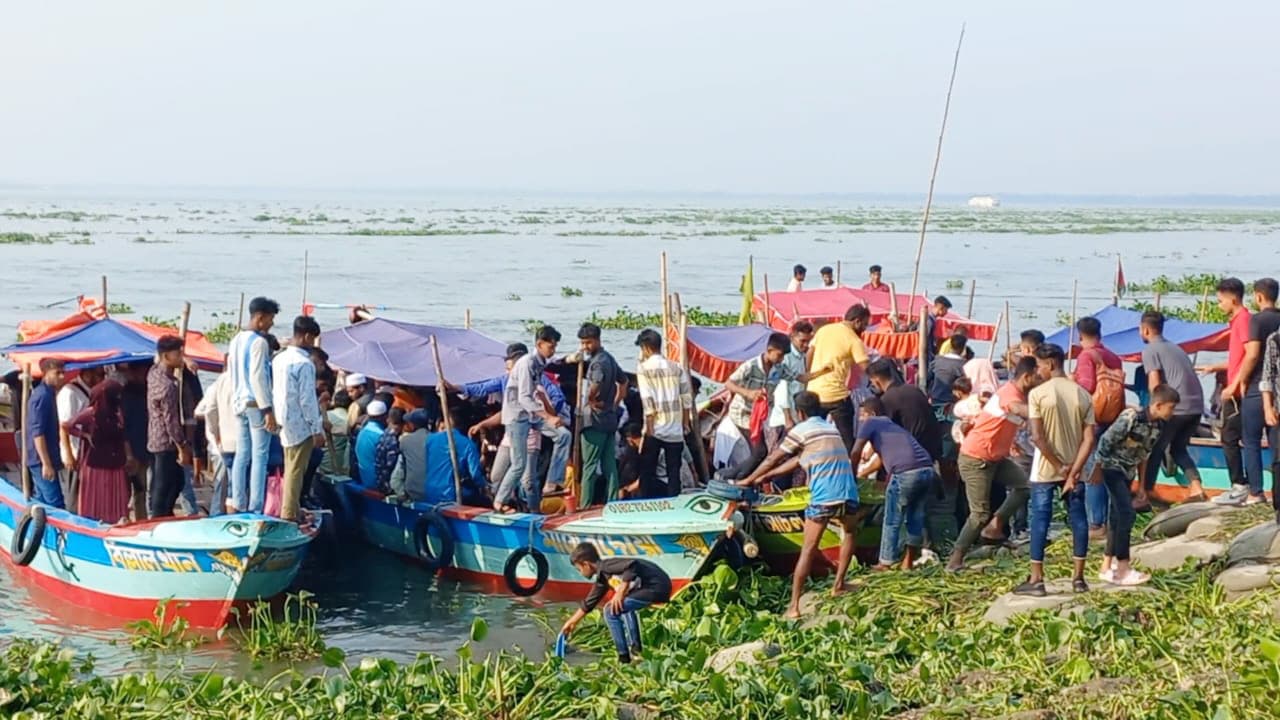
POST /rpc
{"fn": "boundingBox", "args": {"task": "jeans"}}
[28,465,66,509]
[179,466,200,515]
[955,454,1029,554]
[539,422,572,487]
[1101,468,1137,561]
[1241,391,1267,496]
[496,418,538,511]
[639,436,684,498]
[1144,413,1202,492]
[924,470,959,554]
[602,597,653,657]
[1028,481,1089,563]
[1271,424,1280,513]
[149,450,184,518]
[231,408,271,513]
[579,428,619,507]
[878,467,937,564]
[1086,482,1109,527]
[208,452,233,516]
[822,397,856,452]
[492,444,540,500]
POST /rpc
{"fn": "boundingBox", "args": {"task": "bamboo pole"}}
[660,251,670,333]
[1003,300,1012,352]
[1154,290,1162,312]
[1067,280,1079,372]
[966,279,976,318]
[679,311,709,482]
[917,306,929,392]
[464,308,472,329]
[176,302,192,424]
[430,336,464,505]
[101,275,108,312]
[888,282,900,330]
[762,274,772,329]
[671,292,684,321]
[836,261,842,286]
[301,250,310,314]
[987,311,1005,362]
[907,24,966,317]
[20,365,31,500]
[237,292,246,329]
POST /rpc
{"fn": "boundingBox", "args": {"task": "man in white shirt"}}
[634,329,693,498]
[786,264,807,293]
[195,359,240,516]
[271,316,325,522]
[56,365,104,513]
[228,296,279,514]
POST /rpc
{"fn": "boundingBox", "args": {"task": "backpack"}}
[1087,349,1126,424]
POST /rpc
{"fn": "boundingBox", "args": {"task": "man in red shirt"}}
[946,356,1041,572]
[862,265,889,293]
[1073,316,1123,534]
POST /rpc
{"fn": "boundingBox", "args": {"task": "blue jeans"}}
[1086,482,1109,527]
[28,465,66,509]
[539,422,572,487]
[208,452,234,516]
[1028,481,1089,563]
[603,597,652,657]
[180,465,200,515]
[496,418,537,510]
[1101,468,1137,561]
[878,467,936,564]
[231,408,271,513]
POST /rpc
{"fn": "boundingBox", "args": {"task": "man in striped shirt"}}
[634,329,692,498]
[738,391,861,618]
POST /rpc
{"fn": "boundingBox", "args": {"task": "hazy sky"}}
[4,2,1278,195]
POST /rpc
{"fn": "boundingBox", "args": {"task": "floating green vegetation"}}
[587,306,739,330]
[132,236,172,244]
[203,321,238,345]
[522,318,544,334]
[142,315,178,329]
[106,303,134,315]
[560,286,584,298]
[345,227,512,237]
[1127,273,1222,295]
[252,214,272,222]
[505,293,522,302]
[125,600,205,651]
[233,592,329,663]
[944,279,965,290]
[1128,299,1230,324]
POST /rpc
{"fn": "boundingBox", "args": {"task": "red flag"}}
[1115,256,1126,299]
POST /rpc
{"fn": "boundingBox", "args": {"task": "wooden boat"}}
[739,480,885,574]
[0,477,319,628]
[317,475,741,600]
[1149,437,1274,505]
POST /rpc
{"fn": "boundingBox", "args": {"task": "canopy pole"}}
[301,250,309,314]
[836,261,842,286]
[671,292,684,321]
[1067,280,1079,373]
[907,24,966,318]
[101,275,108,314]
[176,302,192,425]
[237,292,246,330]
[430,335,464,505]
[986,311,1005,363]
[1003,300,1012,355]
[679,311,710,482]
[464,308,472,330]
[888,282,900,330]
[660,251,670,335]
[1153,290,1162,312]
[917,305,929,392]
[762,274,772,330]
[20,364,32,500]
[965,279,976,318]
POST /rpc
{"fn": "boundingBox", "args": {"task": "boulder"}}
[1214,563,1280,599]
[984,582,1076,626]
[1226,522,1280,566]
[1184,515,1226,541]
[1143,503,1223,540]
[797,590,825,616]
[616,703,659,720]
[1131,536,1225,570]
[704,641,782,673]
[800,613,854,631]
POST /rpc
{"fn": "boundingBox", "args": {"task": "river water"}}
[1,188,1278,672]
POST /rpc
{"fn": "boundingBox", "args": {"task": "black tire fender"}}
[413,510,454,572]
[11,505,47,567]
[503,546,549,597]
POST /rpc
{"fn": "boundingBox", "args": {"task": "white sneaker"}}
[1212,486,1249,506]
[1098,567,1115,583]
[1245,494,1267,506]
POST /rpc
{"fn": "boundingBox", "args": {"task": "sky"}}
[3,1,1279,196]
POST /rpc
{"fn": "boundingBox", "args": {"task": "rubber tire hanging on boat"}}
[413,511,454,572]
[11,505,47,567]
[503,547,549,597]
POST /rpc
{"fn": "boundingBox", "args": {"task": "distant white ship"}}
[967,195,1000,209]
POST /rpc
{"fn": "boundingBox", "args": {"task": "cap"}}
[344,373,368,388]
[366,399,389,417]
[506,342,529,361]
[405,409,430,428]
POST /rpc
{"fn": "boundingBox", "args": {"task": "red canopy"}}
[753,287,996,343]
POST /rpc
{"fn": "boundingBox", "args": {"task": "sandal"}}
[1072,578,1090,594]
[1013,579,1046,597]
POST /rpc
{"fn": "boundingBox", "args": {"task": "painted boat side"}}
[1150,440,1274,504]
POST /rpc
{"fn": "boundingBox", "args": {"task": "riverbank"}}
[4,506,1279,719]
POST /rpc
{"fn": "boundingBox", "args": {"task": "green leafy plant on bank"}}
[587,306,739,330]
[125,599,206,651]
[1126,272,1221,295]
[203,321,238,345]
[232,591,330,663]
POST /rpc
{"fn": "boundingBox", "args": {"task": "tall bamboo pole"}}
[464,308,472,329]
[986,311,1005,362]
[237,292,246,329]
[907,24,966,317]
[888,282,900,330]
[836,261,842,286]
[966,279,976,318]
[430,336,464,505]
[1067,280,1079,373]
[301,250,310,314]
[660,251,670,334]
[176,302,192,424]
[101,275,108,312]
[762,274,772,330]
[20,365,31,500]
[917,306,929,392]
[1004,300,1012,352]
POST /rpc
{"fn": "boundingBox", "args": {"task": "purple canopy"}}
[319,318,508,386]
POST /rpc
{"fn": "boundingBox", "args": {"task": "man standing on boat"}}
[576,323,627,506]
[25,358,68,508]
[863,265,889,293]
[495,325,563,513]
[806,304,871,451]
[787,264,807,293]
[634,328,693,498]
[56,365,103,513]
[228,296,279,514]
[1135,311,1206,506]
[1210,278,1279,507]
[146,336,192,517]
[271,315,324,522]
[820,266,836,288]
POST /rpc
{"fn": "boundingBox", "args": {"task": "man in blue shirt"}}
[423,407,487,505]
[25,359,68,508]
[354,399,389,489]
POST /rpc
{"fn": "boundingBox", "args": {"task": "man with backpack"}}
[1073,317,1126,537]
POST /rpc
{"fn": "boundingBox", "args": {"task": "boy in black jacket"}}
[559,542,672,663]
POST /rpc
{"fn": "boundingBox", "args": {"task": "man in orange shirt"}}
[946,356,1041,572]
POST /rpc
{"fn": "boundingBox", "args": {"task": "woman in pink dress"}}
[63,379,134,524]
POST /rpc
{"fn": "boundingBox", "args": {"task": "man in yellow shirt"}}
[806,305,871,450]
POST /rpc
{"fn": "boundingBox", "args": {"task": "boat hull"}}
[0,477,317,627]
[747,484,883,573]
[324,478,738,601]
[1150,439,1274,505]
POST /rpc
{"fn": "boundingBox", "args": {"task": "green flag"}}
[738,258,755,325]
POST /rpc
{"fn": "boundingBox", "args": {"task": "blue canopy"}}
[2,317,224,371]
[319,318,508,386]
[1043,305,1229,360]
